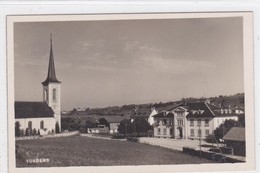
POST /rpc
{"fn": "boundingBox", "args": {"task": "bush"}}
[111,133,125,139]
[32,128,37,136]
[79,126,86,133]
[214,119,242,142]
[20,129,25,137]
[205,134,215,143]
[55,122,60,133]
[25,128,32,136]
[15,122,21,137]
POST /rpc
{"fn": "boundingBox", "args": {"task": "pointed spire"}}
[42,34,61,86]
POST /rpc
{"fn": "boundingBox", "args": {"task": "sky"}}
[14,17,244,111]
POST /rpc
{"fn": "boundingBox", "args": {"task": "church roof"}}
[42,35,61,86]
[15,101,54,119]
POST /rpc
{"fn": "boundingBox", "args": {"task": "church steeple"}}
[42,34,61,86]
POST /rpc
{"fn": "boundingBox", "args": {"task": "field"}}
[16,136,214,167]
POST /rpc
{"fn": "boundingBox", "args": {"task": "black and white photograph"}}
[7,13,254,172]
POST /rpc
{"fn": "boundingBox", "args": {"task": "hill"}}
[63,93,244,117]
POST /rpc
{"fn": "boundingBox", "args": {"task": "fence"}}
[182,147,244,163]
[15,131,79,141]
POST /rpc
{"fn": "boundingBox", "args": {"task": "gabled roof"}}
[156,103,182,113]
[42,35,61,86]
[15,101,54,119]
[222,127,245,142]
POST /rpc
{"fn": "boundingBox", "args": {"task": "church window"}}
[45,89,48,101]
[40,120,44,129]
[28,121,32,129]
[53,89,56,101]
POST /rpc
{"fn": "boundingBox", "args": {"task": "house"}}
[147,108,157,125]
[130,107,151,124]
[99,116,126,133]
[153,103,186,138]
[153,101,239,139]
[222,127,245,156]
[15,35,61,135]
[87,116,126,134]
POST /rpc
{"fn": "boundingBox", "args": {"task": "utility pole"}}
[199,124,202,157]
[134,120,136,137]
[125,123,127,138]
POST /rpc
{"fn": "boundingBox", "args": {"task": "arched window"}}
[40,120,44,129]
[52,88,56,101]
[28,121,32,129]
[45,89,48,101]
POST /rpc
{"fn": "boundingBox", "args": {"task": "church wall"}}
[15,117,56,133]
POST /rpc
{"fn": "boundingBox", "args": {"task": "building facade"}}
[153,101,239,139]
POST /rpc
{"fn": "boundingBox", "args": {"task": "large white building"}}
[152,101,239,139]
[15,36,61,135]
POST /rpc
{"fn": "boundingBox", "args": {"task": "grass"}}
[16,135,214,167]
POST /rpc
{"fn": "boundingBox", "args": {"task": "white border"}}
[0,1,259,173]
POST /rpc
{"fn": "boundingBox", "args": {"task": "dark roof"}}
[185,102,215,118]
[15,101,54,119]
[153,112,174,118]
[152,101,240,119]
[222,127,245,142]
[99,116,126,123]
[130,107,151,119]
[156,103,182,113]
[42,36,61,86]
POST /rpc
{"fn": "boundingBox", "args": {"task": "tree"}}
[61,117,76,131]
[238,114,245,127]
[15,122,21,137]
[214,119,242,142]
[55,122,60,133]
[134,119,153,136]
[117,119,134,136]
[32,128,37,136]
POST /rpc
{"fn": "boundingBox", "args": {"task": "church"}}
[15,35,61,135]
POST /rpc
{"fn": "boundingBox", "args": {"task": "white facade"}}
[43,83,61,130]
[148,108,157,125]
[212,116,238,130]
[15,117,56,135]
[153,102,241,140]
[187,117,214,139]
